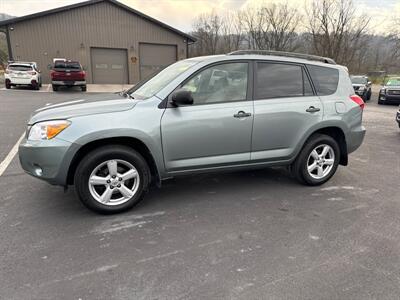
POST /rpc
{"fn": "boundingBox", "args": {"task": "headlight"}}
[358,86,365,91]
[28,120,71,141]
[380,88,386,94]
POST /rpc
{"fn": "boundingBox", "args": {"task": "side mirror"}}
[170,89,193,106]
[367,81,372,85]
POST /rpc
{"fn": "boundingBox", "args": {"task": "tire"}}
[378,99,384,105]
[32,84,40,90]
[5,83,11,89]
[81,85,87,92]
[292,134,340,186]
[52,84,58,91]
[74,145,150,214]
[367,90,371,101]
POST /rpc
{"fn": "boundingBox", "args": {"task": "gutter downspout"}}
[4,25,13,61]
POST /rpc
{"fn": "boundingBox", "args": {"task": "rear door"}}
[251,61,323,162]
[161,61,253,172]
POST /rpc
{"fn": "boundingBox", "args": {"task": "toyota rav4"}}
[19,51,366,214]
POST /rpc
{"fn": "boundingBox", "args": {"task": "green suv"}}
[19,51,366,214]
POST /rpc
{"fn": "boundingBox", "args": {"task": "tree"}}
[240,3,301,51]
[191,11,223,56]
[306,0,370,67]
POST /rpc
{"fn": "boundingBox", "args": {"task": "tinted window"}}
[181,62,248,105]
[255,63,312,99]
[308,65,339,95]
[8,65,33,71]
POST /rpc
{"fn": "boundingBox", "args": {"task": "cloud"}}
[1,0,398,33]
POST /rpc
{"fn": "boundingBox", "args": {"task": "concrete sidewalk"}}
[0,83,133,93]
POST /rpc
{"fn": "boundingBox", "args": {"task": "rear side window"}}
[8,65,33,71]
[307,65,339,96]
[255,63,314,99]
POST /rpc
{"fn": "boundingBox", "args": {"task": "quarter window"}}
[307,65,339,96]
[255,63,313,99]
[181,62,248,105]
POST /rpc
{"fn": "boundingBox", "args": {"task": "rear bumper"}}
[18,138,79,186]
[347,126,366,154]
[52,80,86,86]
[6,77,37,85]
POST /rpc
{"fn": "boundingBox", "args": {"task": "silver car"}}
[19,51,366,214]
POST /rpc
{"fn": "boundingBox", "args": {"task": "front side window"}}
[255,63,312,99]
[181,62,248,105]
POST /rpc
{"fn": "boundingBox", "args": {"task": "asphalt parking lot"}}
[0,87,399,299]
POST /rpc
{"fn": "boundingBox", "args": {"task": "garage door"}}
[139,43,177,80]
[91,48,128,84]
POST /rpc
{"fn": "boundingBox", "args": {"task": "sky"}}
[0,0,399,34]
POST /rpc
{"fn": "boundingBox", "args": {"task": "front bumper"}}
[18,137,79,186]
[379,93,400,103]
[52,80,86,86]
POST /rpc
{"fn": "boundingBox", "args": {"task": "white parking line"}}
[0,132,25,177]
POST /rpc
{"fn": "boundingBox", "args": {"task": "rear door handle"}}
[306,106,321,113]
[234,111,252,118]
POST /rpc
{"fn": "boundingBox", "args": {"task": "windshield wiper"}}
[118,90,134,99]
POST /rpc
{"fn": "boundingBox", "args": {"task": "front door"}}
[161,62,253,172]
[251,62,323,162]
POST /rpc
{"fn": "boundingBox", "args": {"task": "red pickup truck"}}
[51,60,86,91]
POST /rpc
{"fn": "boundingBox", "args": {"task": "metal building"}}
[0,0,195,84]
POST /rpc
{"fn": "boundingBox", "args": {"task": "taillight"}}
[78,71,85,77]
[28,71,37,75]
[50,70,55,79]
[350,95,365,110]
[5,69,11,74]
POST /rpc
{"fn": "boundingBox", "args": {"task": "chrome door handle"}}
[306,106,320,113]
[234,111,252,118]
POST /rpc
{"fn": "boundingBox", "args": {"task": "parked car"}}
[350,75,371,101]
[51,59,86,91]
[19,51,366,214]
[4,61,42,90]
[378,77,400,104]
[396,106,400,128]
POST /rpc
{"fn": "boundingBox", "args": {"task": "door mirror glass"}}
[171,89,193,106]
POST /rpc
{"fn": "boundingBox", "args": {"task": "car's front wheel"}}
[74,145,150,214]
[292,134,340,186]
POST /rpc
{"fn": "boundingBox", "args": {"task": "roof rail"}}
[227,50,336,65]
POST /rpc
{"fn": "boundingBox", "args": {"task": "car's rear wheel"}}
[5,83,11,89]
[74,145,150,214]
[292,134,340,186]
[81,85,87,92]
[52,84,58,91]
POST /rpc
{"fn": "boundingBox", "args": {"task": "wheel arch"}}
[302,126,348,166]
[66,137,161,186]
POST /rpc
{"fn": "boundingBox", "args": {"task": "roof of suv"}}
[187,51,344,71]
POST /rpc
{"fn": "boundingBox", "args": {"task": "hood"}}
[29,93,139,124]
[352,83,366,87]
[383,85,400,89]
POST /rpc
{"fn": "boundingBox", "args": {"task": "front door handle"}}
[306,106,321,113]
[234,111,252,118]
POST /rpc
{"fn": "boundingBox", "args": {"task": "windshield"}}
[385,78,400,86]
[351,76,367,84]
[128,60,198,99]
